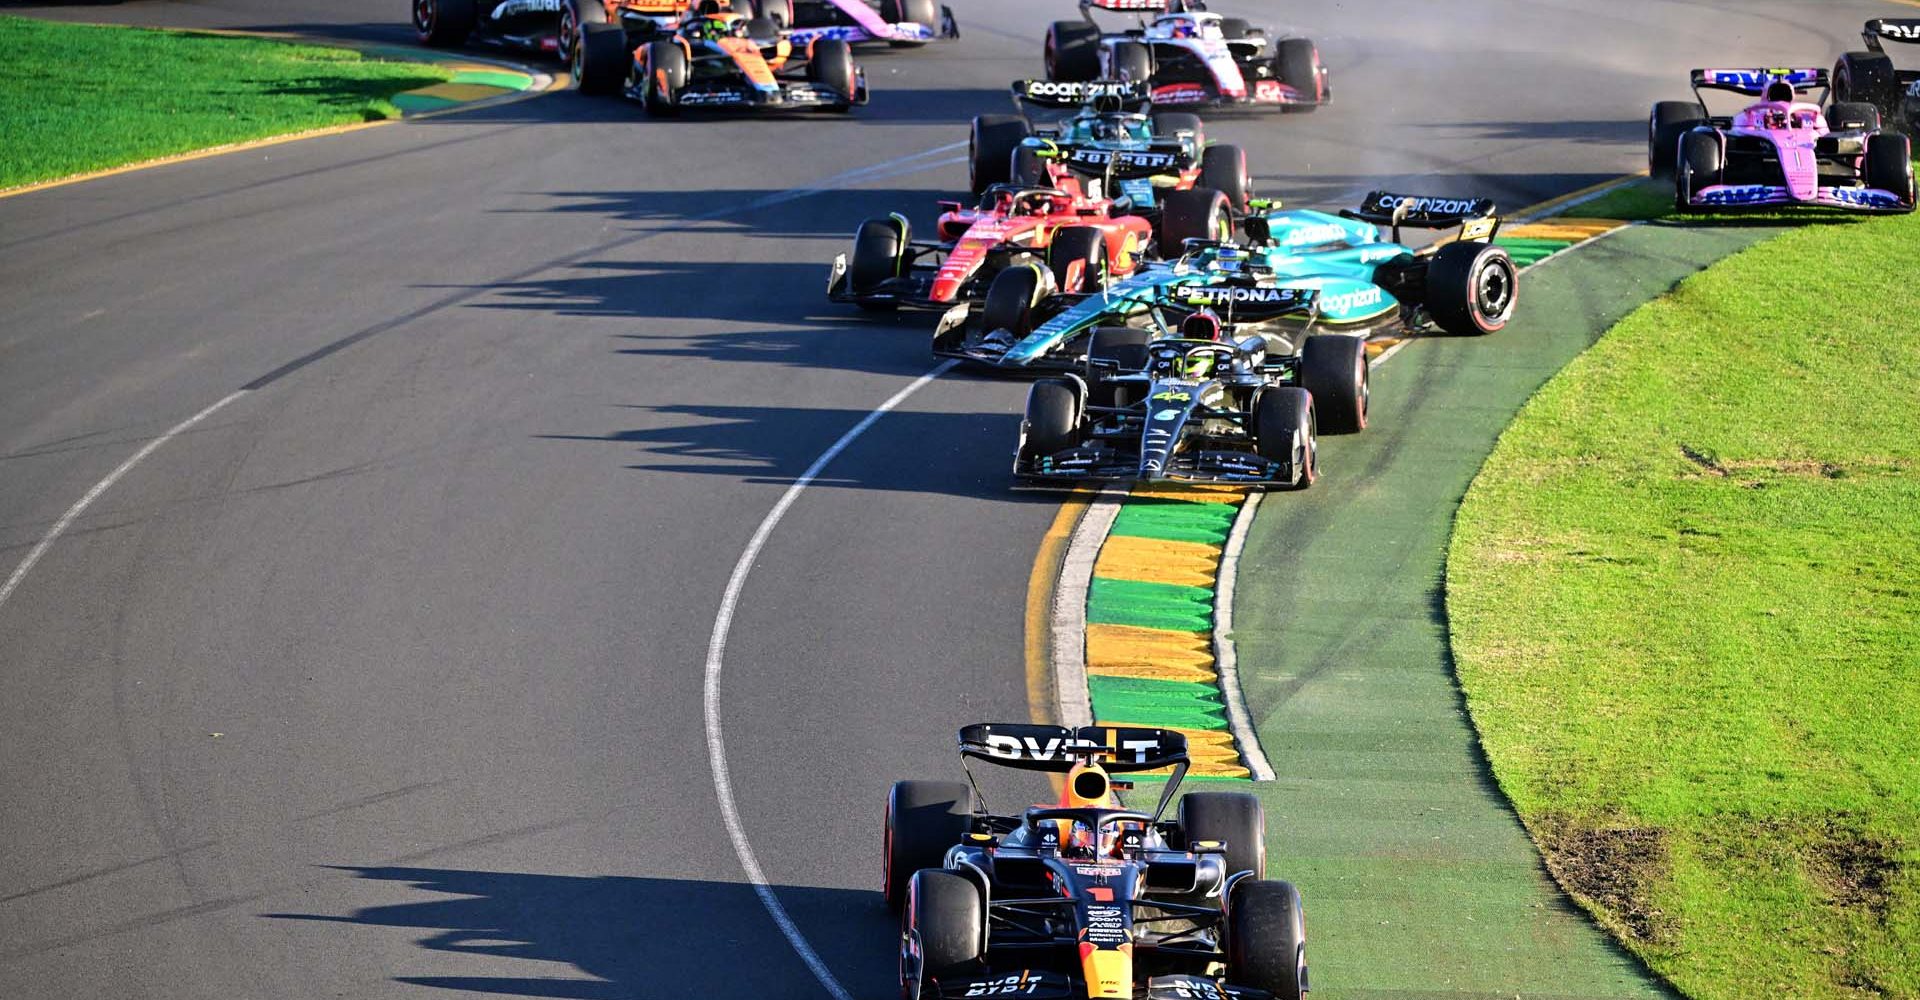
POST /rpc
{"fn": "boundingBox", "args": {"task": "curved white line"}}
[0,391,247,613]
[703,360,956,1000]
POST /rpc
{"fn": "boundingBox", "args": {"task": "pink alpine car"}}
[1650,67,1914,214]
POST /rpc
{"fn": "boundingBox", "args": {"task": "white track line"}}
[1050,484,1126,729]
[0,391,246,613]
[1213,491,1275,781]
[703,360,956,1000]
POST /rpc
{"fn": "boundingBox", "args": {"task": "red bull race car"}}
[612,6,866,112]
[1044,0,1327,112]
[886,724,1308,1000]
[829,183,1211,312]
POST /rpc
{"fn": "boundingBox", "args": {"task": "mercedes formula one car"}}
[970,80,1254,224]
[784,0,959,48]
[934,190,1519,377]
[612,6,866,112]
[1045,1,1327,113]
[887,724,1308,1000]
[1650,68,1914,213]
[829,184,1190,312]
[1833,18,1920,130]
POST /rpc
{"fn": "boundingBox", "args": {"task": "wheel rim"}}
[1475,261,1514,323]
[413,0,436,34]
[1356,354,1370,424]
[560,6,577,69]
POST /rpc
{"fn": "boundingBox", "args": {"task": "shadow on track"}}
[268,866,896,1000]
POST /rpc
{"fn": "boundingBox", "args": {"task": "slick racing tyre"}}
[1865,133,1916,206]
[1087,327,1150,407]
[1046,20,1101,82]
[1110,41,1154,84]
[883,0,938,47]
[1150,111,1204,152]
[640,39,688,116]
[1254,387,1316,487]
[1826,101,1882,133]
[413,0,476,46]
[884,781,973,910]
[1275,38,1321,110]
[573,22,628,96]
[1047,227,1110,294]
[1159,187,1232,252]
[1180,791,1266,879]
[1299,334,1369,435]
[1834,51,1901,126]
[807,38,858,109]
[970,114,1031,192]
[901,870,985,1000]
[982,263,1051,339]
[1199,143,1251,211]
[751,0,794,29]
[1023,380,1081,459]
[849,217,907,307]
[1425,242,1516,336]
[1227,879,1308,1000]
[1674,129,1722,213]
[1648,100,1706,176]
[1218,17,1252,40]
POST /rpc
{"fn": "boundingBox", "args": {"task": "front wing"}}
[1684,182,1914,213]
[1016,444,1301,486]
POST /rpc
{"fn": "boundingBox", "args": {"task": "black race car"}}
[1834,18,1920,130]
[1044,1,1327,113]
[887,724,1308,1000]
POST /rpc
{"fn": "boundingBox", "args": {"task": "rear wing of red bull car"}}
[959,722,1192,819]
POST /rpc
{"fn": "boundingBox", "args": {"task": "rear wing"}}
[1689,67,1827,97]
[1338,191,1499,244]
[1082,0,1178,13]
[1865,18,1920,51]
[959,723,1188,773]
[1012,79,1153,112]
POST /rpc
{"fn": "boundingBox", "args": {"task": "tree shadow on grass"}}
[268,866,896,1000]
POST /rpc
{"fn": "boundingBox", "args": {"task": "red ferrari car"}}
[827,182,1229,311]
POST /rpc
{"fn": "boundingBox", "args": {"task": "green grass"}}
[0,16,451,189]
[1448,209,1920,998]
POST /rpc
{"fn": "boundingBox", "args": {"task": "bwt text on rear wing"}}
[1865,18,1920,50]
[1689,66,1829,97]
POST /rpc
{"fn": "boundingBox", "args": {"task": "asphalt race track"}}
[0,2,1898,997]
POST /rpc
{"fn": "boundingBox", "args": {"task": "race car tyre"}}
[808,38,858,107]
[1011,144,1049,188]
[982,263,1050,339]
[1179,791,1266,879]
[753,0,793,29]
[1648,100,1706,176]
[850,217,907,302]
[1218,17,1252,40]
[1834,51,1901,124]
[1159,187,1232,252]
[1150,112,1205,152]
[1111,41,1154,84]
[1253,387,1316,488]
[1024,380,1081,459]
[970,114,1031,193]
[746,16,781,46]
[640,40,688,116]
[1227,879,1308,1000]
[1275,38,1321,110]
[1299,334,1369,435]
[1425,242,1517,336]
[1047,227,1110,294]
[884,780,974,910]
[413,0,476,47]
[1826,101,1882,133]
[1674,129,1722,213]
[1865,133,1916,206]
[1199,143,1251,211]
[1046,20,1102,82]
[902,870,985,999]
[883,0,938,47]
[573,23,628,96]
[1089,325,1150,372]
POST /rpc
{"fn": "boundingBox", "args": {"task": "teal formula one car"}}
[933,189,1519,374]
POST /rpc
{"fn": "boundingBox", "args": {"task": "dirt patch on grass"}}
[1805,824,1901,917]
[1533,815,1675,945]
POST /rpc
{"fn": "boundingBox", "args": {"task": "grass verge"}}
[1448,205,1920,998]
[0,16,452,190]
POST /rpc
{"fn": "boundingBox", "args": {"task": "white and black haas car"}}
[1044,0,1327,113]
[1014,297,1367,487]
[1833,18,1920,130]
[887,724,1308,1000]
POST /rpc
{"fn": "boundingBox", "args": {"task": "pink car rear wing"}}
[1689,67,1828,97]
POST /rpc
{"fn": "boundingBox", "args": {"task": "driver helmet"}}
[1090,117,1127,142]
[689,13,741,41]
[1061,819,1099,859]
[1168,20,1196,39]
[1764,79,1794,103]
